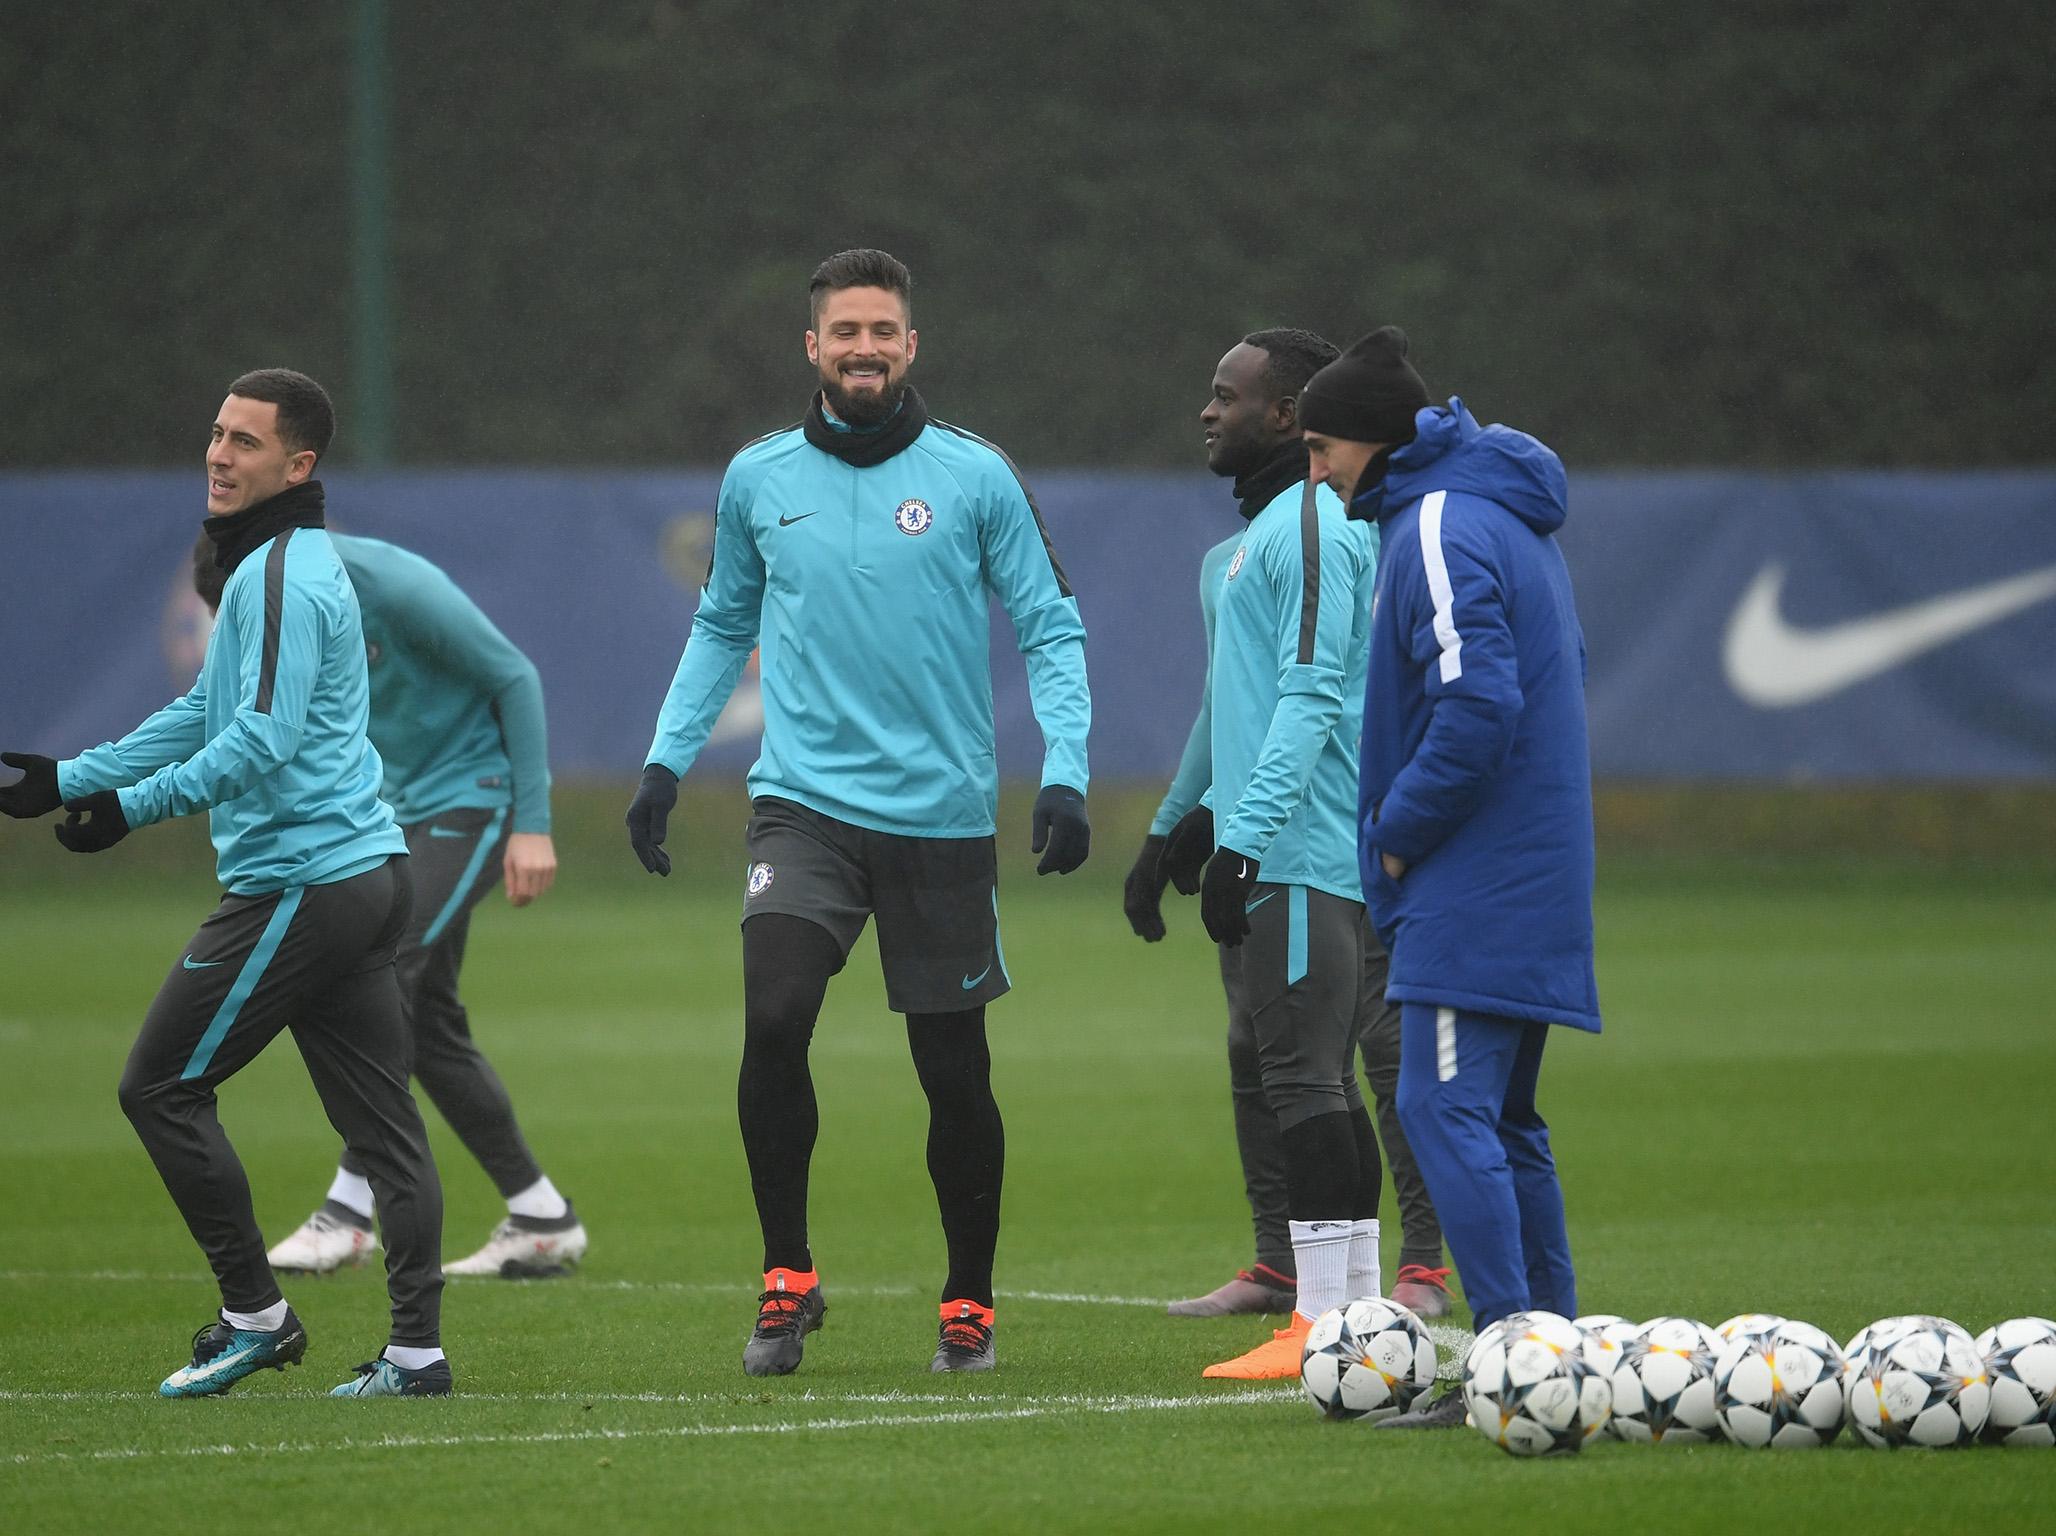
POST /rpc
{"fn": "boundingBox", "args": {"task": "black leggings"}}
[740,914,1005,1307]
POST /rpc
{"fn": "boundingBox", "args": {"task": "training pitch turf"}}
[2,792,2052,1533]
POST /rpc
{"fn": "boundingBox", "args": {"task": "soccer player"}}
[185,533,583,1280]
[1300,327,1599,1429]
[1129,333,1384,1380]
[1125,331,1453,1324]
[0,370,450,1398]
[626,249,1091,1376]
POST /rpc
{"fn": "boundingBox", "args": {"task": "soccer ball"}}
[1844,1315,1990,1448]
[1713,1319,1846,1447]
[1608,1316,1724,1444]
[1714,1313,1785,1346]
[1461,1310,1612,1457]
[1574,1315,1641,1439]
[1299,1297,1437,1422]
[1976,1316,2056,1447]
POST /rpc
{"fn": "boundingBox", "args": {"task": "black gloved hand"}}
[1158,805,1213,895]
[0,752,62,819]
[1030,784,1090,875]
[625,764,680,877]
[53,790,130,854]
[1200,846,1261,947]
[1122,832,1169,942]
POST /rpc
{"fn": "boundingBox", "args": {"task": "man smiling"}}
[628,249,1091,1376]
[0,370,450,1398]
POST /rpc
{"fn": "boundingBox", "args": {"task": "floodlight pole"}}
[350,0,394,465]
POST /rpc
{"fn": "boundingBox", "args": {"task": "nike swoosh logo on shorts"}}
[961,965,993,990]
[182,956,223,970]
[778,512,820,527]
[1723,560,2056,709]
[428,826,468,838]
[1244,892,1275,914]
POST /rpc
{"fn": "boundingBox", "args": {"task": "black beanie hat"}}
[1299,326,1430,446]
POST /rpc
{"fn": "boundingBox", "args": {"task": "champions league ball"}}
[1713,1313,1785,1347]
[1844,1315,1990,1448]
[1461,1311,1612,1457]
[1607,1316,1724,1444]
[1573,1315,1640,1438]
[1976,1316,2056,1447]
[1713,1319,1847,1448]
[1299,1297,1438,1421]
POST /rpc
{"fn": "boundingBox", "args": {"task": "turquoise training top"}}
[332,534,552,835]
[61,525,406,895]
[646,413,1090,837]
[1205,478,1376,901]
[1150,530,1242,837]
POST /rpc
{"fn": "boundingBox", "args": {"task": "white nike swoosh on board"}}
[1722,560,2056,709]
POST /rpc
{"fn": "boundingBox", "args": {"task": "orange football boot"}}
[1203,1311,1314,1379]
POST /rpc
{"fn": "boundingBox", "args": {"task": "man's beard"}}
[821,369,906,429]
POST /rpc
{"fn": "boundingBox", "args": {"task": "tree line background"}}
[4,0,2047,471]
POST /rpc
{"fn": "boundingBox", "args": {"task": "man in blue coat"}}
[1301,328,1599,1428]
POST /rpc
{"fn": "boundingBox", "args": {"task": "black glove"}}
[53,790,130,854]
[625,764,680,877]
[1122,832,1169,942]
[0,752,62,819]
[1030,784,1090,875]
[1200,846,1261,947]
[1158,805,1213,895]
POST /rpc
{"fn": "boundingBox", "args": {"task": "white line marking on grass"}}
[7,1386,1299,1466]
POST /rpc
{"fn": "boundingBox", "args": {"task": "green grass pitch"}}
[3,790,2053,1533]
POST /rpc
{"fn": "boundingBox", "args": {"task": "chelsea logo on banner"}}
[746,861,775,898]
[1227,546,1247,580]
[895,498,934,536]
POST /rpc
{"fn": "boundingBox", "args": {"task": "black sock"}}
[1347,1100,1383,1221]
[739,914,843,1275]
[1280,1110,1360,1219]
[907,1007,1004,1309]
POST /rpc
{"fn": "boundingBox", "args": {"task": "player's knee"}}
[1269,1079,1347,1133]
[117,1063,172,1126]
[743,992,817,1056]
[1498,1115,1554,1168]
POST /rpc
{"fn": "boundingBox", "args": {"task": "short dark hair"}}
[226,368,336,460]
[1241,329,1340,404]
[809,248,912,324]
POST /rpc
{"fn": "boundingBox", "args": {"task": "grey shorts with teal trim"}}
[741,796,1009,1015]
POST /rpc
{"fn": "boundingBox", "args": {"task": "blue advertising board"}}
[2,467,2052,782]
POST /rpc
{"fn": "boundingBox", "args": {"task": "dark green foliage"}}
[5,2,2049,468]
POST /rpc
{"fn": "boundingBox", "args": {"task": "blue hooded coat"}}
[1353,399,1600,1032]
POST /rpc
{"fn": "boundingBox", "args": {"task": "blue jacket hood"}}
[1352,398,1568,535]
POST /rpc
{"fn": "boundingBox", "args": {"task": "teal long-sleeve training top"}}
[61,517,405,894]
[646,404,1090,837]
[1205,478,1376,900]
[332,535,552,835]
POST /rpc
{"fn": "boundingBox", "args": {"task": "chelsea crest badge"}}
[894,498,934,536]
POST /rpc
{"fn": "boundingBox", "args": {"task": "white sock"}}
[382,1344,445,1370]
[222,1300,289,1332]
[1346,1217,1382,1301]
[1289,1218,1354,1324]
[326,1167,375,1220]
[506,1174,568,1221]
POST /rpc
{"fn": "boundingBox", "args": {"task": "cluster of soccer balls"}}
[1300,1301,2056,1458]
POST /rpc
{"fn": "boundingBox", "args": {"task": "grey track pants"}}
[118,856,444,1347]
[1223,914,1446,1277]
[337,808,544,1199]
